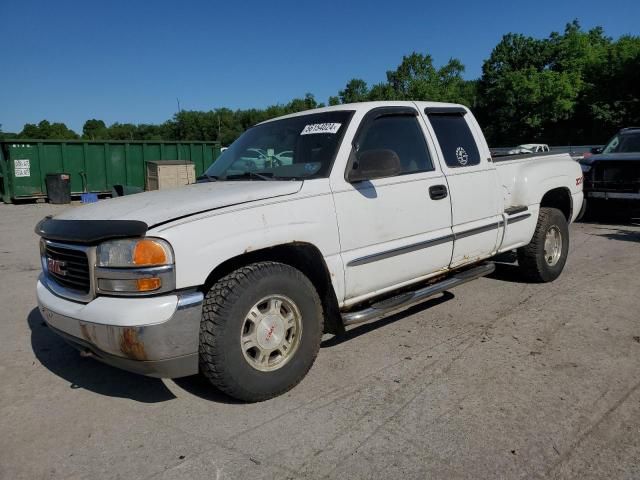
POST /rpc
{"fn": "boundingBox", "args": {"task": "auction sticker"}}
[301,123,342,135]
[14,159,30,177]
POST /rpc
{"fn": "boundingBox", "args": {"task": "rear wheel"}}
[199,261,323,402]
[517,207,569,282]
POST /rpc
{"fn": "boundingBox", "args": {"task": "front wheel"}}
[199,262,323,402]
[517,207,570,283]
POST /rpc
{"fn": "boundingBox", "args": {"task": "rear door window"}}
[427,114,481,168]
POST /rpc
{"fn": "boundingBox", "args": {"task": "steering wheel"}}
[242,159,258,171]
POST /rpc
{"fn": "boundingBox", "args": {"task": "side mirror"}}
[590,146,603,155]
[347,149,402,183]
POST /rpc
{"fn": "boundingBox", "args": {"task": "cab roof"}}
[257,101,468,125]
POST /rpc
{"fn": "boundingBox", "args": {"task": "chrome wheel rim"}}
[544,226,562,266]
[240,295,302,372]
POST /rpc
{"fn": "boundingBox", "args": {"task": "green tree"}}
[478,24,584,144]
[285,93,320,112]
[105,123,137,140]
[339,79,369,103]
[134,123,164,140]
[367,82,398,101]
[0,124,18,140]
[334,54,475,106]
[477,21,639,145]
[82,119,107,140]
[382,53,473,105]
[19,120,78,139]
[580,34,640,140]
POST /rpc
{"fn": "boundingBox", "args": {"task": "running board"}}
[341,262,495,326]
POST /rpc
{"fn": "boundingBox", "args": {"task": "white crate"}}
[146,161,196,191]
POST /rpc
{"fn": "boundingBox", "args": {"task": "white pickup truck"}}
[36,102,583,401]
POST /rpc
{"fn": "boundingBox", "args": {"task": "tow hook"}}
[79,349,94,358]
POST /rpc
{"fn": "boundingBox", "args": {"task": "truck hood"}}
[580,152,640,166]
[54,181,303,226]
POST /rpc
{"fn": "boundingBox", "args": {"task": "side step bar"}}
[341,262,495,326]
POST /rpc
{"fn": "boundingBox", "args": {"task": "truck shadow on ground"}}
[171,374,241,404]
[485,251,529,284]
[27,308,236,404]
[586,225,640,244]
[487,263,526,283]
[579,211,640,226]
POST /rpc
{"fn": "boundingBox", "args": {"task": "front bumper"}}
[36,277,203,378]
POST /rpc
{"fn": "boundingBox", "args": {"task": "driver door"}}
[331,107,454,305]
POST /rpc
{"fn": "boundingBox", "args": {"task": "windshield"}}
[602,131,640,154]
[203,111,354,181]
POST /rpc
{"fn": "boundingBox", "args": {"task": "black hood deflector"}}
[35,217,148,244]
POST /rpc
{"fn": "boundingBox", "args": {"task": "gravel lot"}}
[0,203,639,479]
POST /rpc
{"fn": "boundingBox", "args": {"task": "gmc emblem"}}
[47,257,67,276]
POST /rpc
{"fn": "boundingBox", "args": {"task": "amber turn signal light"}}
[133,240,168,266]
[136,278,162,291]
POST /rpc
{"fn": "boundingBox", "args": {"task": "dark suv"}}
[579,127,640,217]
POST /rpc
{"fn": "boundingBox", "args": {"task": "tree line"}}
[2,21,638,147]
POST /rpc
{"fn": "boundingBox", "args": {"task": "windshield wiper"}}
[226,171,274,181]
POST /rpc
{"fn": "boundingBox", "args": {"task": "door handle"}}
[429,185,448,200]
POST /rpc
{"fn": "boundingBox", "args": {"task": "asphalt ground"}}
[1,203,639,479]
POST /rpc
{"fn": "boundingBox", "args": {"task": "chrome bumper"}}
[37,278,203,378]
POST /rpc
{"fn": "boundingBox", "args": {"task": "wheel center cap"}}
[256,315,285,349]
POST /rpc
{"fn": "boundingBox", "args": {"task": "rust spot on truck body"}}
[79,323,97,344]
[79,324,91,341]
[119,328,147,360]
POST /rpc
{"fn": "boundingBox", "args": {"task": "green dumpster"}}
[0,147,8,203]
[0,139,221,203]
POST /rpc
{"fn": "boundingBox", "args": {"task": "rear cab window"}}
[424,108,481,169]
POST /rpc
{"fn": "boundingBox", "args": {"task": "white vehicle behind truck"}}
[507,143,550,155]
[36,101,583,401]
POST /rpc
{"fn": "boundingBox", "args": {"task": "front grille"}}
[44,244,91,294]
[588,161,640,192]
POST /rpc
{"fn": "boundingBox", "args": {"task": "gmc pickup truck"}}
[36,102,583,402]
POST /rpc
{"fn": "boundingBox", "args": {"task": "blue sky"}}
[1,0,638,133]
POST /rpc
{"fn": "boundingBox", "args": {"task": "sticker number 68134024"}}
[301,123,342,135]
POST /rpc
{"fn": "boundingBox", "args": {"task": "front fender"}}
[151,190,345,302]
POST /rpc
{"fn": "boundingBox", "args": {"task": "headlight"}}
[95,238,175,295]
[580,164,591,173]
[97,238,173,267]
